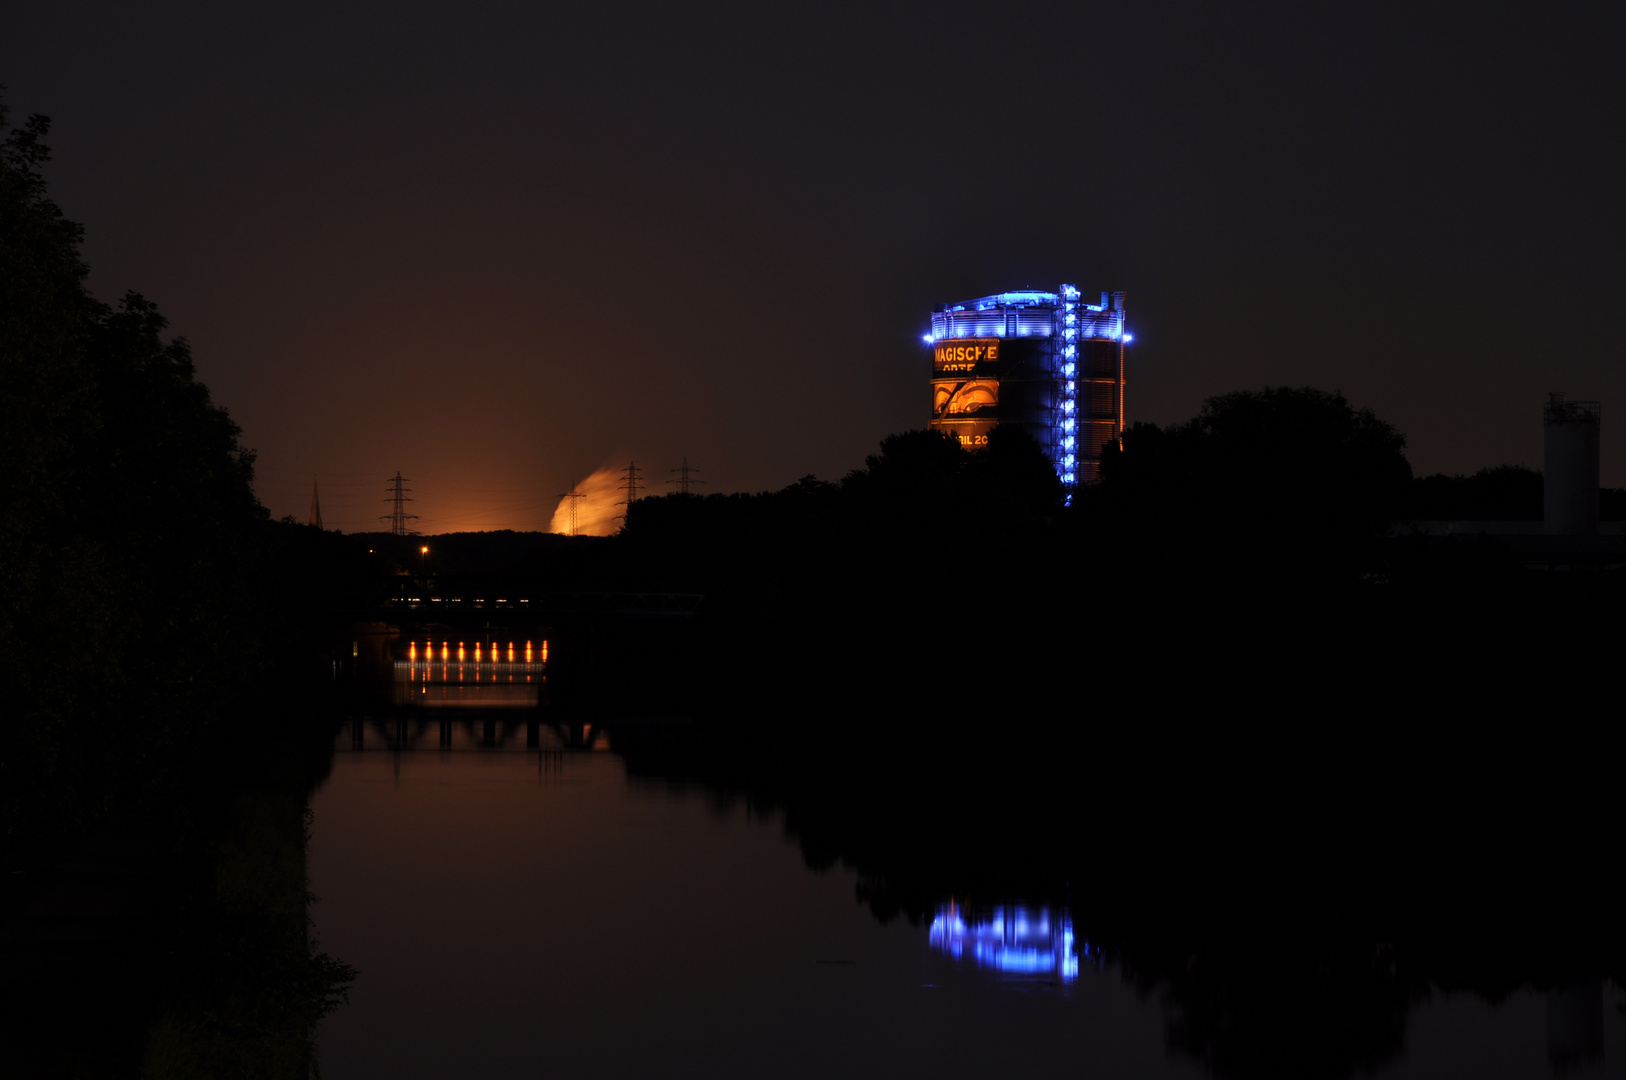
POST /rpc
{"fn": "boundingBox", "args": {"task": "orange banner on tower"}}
[932,339,1000,374]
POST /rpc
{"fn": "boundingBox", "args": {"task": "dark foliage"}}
[623,423,1059,565]
[1098,386,1413,537]
[1409,464,1543,520]
[1409,465,1626,521]
[0,99,355,1074]
[1,102,273,857]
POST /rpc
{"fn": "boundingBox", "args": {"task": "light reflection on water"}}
[391,659,545,707]
[928,901,1081,982]
[312,734,1626,1080]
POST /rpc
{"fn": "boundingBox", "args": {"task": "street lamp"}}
[420,545,428,575]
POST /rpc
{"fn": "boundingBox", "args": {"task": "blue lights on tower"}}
[925,282,1127,488]
[1056,284,1081,485]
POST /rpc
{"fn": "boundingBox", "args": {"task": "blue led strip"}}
[1056,284,1080,489]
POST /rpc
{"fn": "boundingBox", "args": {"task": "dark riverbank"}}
[3,105,366,1076]
[8,506,1616,1078]
[0,650,356,1079]
[601,564,1624,1080]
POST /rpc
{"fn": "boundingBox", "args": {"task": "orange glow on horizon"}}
[547,463,626,536]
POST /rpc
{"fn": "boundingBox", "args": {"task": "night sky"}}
[7,2,1623,531]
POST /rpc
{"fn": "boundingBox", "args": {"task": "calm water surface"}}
[310,725,1623,1079]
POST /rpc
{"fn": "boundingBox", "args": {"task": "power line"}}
[667,457,704,496]
[382,472,420,535]
[616,460,644,524]
[557,480,587,537]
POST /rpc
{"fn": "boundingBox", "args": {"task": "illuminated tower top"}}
[924,286,1128,487]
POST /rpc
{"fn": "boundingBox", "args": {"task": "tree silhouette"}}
[1101,386,1411,537]
[1,98,266,858]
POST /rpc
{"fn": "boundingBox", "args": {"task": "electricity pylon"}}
[382,472,419,535]
[667,457,704,495]
[558,480,587,537]
[616,461,644,524]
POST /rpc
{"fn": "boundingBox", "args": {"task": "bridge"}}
[330,575,700,728]
[336,574,705,624]
[345,709,687,756]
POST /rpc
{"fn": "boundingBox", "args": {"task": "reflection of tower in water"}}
[927,902,1080,981]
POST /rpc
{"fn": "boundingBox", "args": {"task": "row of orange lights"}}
[407,640,549,662]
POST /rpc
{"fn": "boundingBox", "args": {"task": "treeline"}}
[538,385,1626,737]
[609,387,1624,949]
[607,394,1626,1080]
[357,529,613,582]
[609,385,1489,620]
[0,104,366,857]
[2,105,249,851]
[1,102,356,1075]
[618,421,1062,608]
[1410,464,1626,520]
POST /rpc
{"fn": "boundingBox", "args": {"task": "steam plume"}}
[548,463,627,536]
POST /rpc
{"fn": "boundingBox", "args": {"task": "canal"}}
[311,719,1623,1078]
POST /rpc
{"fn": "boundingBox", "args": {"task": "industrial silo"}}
[924,286,1128,487]
[1543,393,1600,536]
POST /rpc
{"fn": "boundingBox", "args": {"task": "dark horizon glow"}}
[6,1,1623,531]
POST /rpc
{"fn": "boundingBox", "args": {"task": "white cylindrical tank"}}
[1543,393,1600,535]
